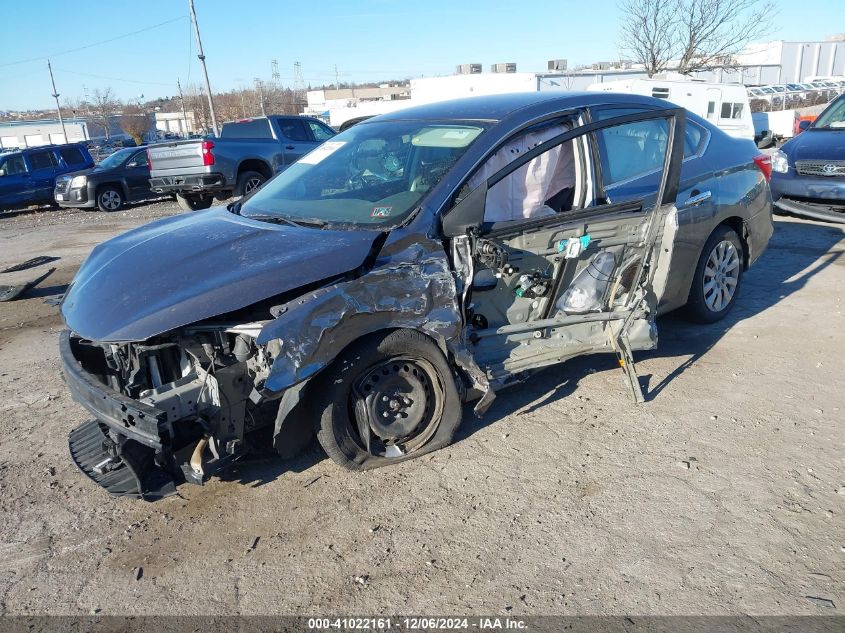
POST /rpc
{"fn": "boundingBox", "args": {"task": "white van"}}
[587,75,755,140]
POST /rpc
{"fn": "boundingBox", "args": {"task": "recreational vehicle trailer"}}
[587,76,755,140]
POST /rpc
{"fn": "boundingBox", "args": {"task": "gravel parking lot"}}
[0,204,843,616]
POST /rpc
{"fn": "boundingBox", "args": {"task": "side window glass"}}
[28,151,58,170]
[59,147,85,165]
[1,155,27,175]
[720,102,743,119]
[595,118,669,188]
[307,120,335,141]
[128,152,148,167]
[278,119,310,142]
[468,122,578,222]
[683,122,706,158]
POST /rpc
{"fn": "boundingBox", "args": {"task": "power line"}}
[0,16,188,68]
[53,68,173,87]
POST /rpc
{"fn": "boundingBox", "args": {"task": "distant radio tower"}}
[271,59,280,84]
[293,62,306,111]
[293,61,305,93]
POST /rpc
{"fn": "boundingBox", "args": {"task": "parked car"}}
[60,92,773,499]
[0,143,95,212]
[770,93,845,223]
[54,146,156,212]
[338,115,373,132]
[147,115,337,212]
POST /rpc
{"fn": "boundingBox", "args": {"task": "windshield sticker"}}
[371,206,392,218]
[298,141,346,165]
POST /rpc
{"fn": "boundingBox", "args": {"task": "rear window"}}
[28,150,59,170]
[221,119,272,139]
[59,146,86,165]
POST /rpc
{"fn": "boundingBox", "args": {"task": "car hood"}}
[786,129,845,161]
[60,167,95,180]
[61,207,381,342]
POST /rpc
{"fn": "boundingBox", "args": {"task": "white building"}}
[155,111,196,137]
[304,85,410,127]
[305,35,845,127]
[0,116,132,149]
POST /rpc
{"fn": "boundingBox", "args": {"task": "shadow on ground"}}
[456,217,844,441]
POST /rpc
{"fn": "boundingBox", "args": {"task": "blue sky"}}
[0,0,839,110]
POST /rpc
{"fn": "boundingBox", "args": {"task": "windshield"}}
[813,98,845,129]
[97,148,134,169]
[240,119,488,228]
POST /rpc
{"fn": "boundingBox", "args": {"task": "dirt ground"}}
[0,203,842,616]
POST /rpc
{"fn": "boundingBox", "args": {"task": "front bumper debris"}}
[68,420,176,500]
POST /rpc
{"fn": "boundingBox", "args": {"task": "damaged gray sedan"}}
[60,93,773,499]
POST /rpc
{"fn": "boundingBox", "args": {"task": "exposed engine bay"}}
[65,321,281,499]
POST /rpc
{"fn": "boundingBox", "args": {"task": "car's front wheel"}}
[96,186,124,212]
[313,329,463,470]
[685,225,744,323]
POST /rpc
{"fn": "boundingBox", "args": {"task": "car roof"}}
[372,91,675,123]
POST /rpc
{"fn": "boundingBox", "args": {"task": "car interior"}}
[456,112,677,375]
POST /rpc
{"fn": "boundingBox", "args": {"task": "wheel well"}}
[307,326,453,385]
[237,160,272,181]
[95,181,127,199]
[716,217,750,269]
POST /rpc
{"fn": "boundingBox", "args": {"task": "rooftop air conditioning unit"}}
[456,64,482,75]
[491,63,517,73]
[548,59,568,71]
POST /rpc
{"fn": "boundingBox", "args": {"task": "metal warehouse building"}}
[0,116,126,150]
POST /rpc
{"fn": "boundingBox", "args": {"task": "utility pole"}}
[188,0,219,136]
[177,79,190,137]
[47,60,67,142]
[334,64,339,91]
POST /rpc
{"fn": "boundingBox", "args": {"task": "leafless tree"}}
[91,88,119,139]
[674,0,771,74]
[619,0,678,77]
[120,104,151,145]
[618,0,772,76]
[184,84,212,134]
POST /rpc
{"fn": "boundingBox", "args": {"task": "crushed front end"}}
[61,323,279,500]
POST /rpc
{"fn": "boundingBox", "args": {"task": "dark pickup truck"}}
[147,115,336,211]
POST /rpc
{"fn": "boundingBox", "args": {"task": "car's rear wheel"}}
[313,329,463,470]
[234,170,266,198]
[175,193,213,212]
[685,225,744,323]
[96,187,123,212]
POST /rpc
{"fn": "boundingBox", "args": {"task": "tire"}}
[313,329,463,470]
[96,186,124,212]
[234,170,266,198]
[685,225,744,323]
[175,193,213,212]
